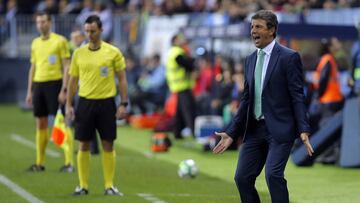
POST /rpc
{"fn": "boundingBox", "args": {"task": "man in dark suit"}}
[213,10,314,203]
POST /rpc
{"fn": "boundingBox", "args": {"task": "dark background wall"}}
[0,58,29,103]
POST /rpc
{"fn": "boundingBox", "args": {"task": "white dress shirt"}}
[257,39,276,90]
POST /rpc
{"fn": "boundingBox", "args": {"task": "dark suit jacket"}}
[226,42,311,143]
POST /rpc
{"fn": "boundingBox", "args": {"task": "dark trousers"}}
[174,89,196,138]
[234,120,293,203]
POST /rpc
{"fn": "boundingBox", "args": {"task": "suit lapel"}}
[263,43,280,89]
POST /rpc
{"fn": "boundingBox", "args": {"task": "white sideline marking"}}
[163,193,237,198]
[11,134,61,158]
[136,192,236,202]
[137,193,167,203]
[0,174,44,203]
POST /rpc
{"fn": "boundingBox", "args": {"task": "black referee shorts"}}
[32,80,62,117]
[75,97,117,142]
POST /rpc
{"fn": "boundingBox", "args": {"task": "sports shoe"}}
[59,164,74,173]
[104,186,123,196]
[27,164,45,172]
[73,186,88,196]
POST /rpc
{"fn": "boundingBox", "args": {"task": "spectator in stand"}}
[59,0,68,15]
[222,61,244,125]
[58,0,82,15]
[308,0,323,8]
[0,0,17,41]
[162,0,191,16]
[36,0,58,14]
[94,0,113,42]
[131,54,167,114]
[153,1,164,16]
[126,56,142,113]
[140,0,155,18]
[213,54,223,78]
[322,0,337,9]
[111,0,128,13]
[210,65,234,116]
[337,0,351,8]
[193,55,213,115]
[76,0,94,29]
[5,0,17,22]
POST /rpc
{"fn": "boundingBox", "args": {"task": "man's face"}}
[251,19,275,49]
[36,15,51,35]
[84,22,102,43]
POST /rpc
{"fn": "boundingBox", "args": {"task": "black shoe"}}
[104,186,123,196]
[73,186,88,196]
[59,164,74,173]
[27,164,45,172]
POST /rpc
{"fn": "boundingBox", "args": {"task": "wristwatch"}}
[120,102,128,107]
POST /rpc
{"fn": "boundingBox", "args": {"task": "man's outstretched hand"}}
[213,132,234,154]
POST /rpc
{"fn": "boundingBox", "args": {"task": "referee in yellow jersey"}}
[66,15,128,196]
[25,12,71,172]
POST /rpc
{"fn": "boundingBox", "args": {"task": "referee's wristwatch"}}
[120,102,128,107]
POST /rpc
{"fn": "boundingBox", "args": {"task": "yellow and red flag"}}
[52,109,69,149]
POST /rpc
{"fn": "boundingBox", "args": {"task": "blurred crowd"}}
[1,0,360,18]
[1,0,359,44]
[126,50,245,122]
[1,0,357,119]
[0,0,359,149]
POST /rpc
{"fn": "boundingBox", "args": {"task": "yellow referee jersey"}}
[31,32,70,82]
[69,41,126,99]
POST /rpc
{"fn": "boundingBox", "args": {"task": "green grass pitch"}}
[0,105,359,202]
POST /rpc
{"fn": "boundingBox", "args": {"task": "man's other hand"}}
[300,133,314,156]
[213,132,234,154]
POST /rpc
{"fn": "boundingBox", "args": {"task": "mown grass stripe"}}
[11,134,61,158]
[0,174,44,203]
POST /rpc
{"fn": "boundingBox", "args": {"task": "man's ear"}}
[269,27,275,37]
